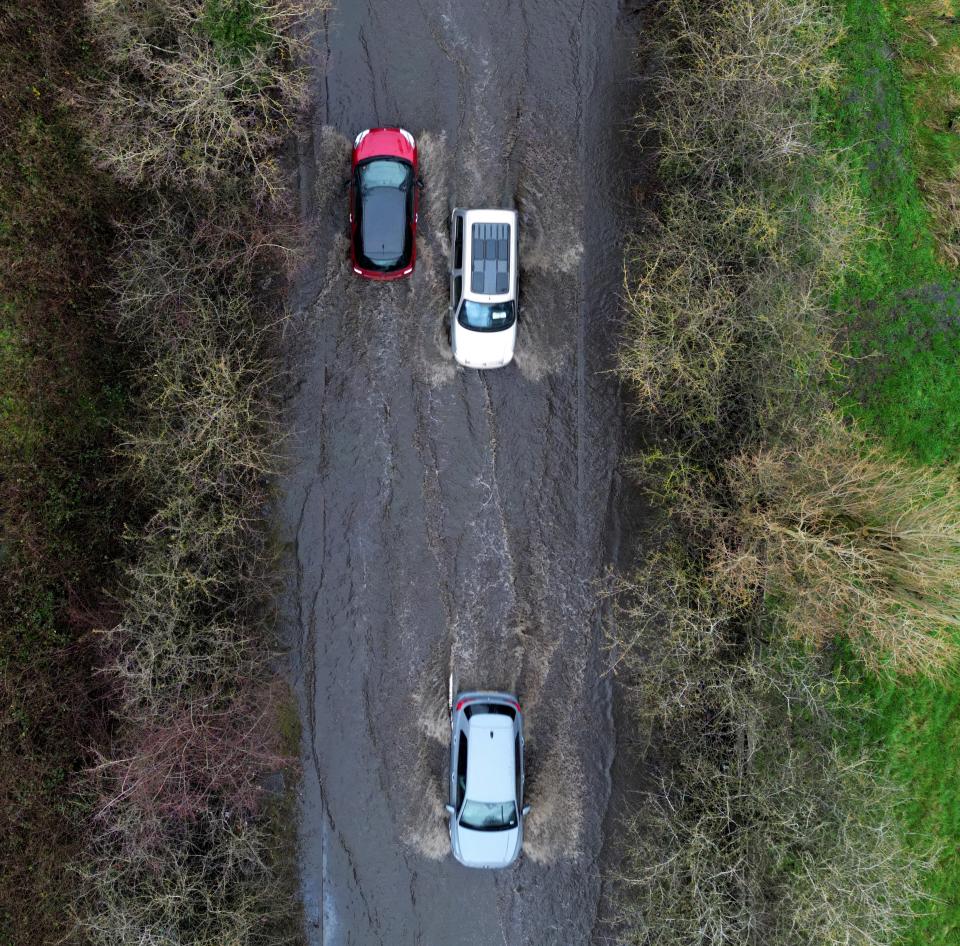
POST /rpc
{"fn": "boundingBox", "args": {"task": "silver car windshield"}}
[459,800,518,832]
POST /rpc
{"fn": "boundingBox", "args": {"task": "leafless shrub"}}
[92,681,290,824]
[643,0,842,183]
[81,293,292,936]
[633,415,960,674]
[122,312,281,503]
[611,2,943,941]
[621,0,865,449]
[84,0,309,204]
[612,727,925,946]
[620,218,840,444]
[607,557,930,946]
[78,0,306,939]
[79,807,294,946]
[97,301,283,716]
[82,292,292,932]
[609,549,730,744]
[109,197,300,337]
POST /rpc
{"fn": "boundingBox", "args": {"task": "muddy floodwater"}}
[278,1,638,942]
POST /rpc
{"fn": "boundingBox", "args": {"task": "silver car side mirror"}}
[522,805,531,817]
[445,804,456,816]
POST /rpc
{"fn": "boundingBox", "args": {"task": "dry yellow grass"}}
[710,417,960,674]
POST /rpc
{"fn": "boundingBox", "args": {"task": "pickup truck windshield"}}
[458,300,516,332]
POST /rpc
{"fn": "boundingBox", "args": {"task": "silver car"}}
[446,691,529,868]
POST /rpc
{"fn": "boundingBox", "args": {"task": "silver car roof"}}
[465,714,515,803]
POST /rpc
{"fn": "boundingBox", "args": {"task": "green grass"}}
[842,661,960,944]
[832,0,960,465]
[0,5,129,941]
[827,1,960,941]
[201,0,275,60]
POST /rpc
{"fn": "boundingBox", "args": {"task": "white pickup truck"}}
[449,208,519,369]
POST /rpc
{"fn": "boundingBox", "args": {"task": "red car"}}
[350,128,421,279]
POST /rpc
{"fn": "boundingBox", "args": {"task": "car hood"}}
[455,826,521,868]
[354,128,416,164]
[453,322,517,369]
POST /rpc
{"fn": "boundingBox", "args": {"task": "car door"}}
[514,729,523,806]
[450,212,464,327]
[455,731,468,811]
[349,170,362,249]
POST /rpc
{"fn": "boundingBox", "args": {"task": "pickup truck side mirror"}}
[416,177,425,190]
[522,805,531,817]
[445,804,456,816]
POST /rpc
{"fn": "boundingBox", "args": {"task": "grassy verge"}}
[833,0,960,463]
[827,0,960,940]
[76,1,311,941]
[0,4,127,941]
[607,0,960,942]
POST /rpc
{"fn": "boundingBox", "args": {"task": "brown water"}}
[278,2,639,942]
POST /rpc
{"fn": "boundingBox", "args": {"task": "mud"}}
[278,2,638,943]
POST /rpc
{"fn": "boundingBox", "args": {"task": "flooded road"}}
[278,1,637,942]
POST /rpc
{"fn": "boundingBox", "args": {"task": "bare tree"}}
[85,0,308,204]
[607,556,931,946]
